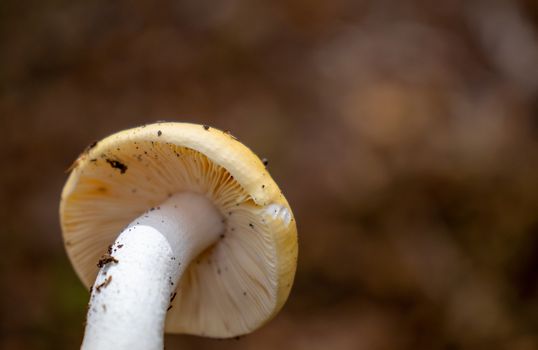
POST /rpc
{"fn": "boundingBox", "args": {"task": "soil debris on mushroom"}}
[97,254,119,268]
[106,159,128,174]
[95,276,112,293]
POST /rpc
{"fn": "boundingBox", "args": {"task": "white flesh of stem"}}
[81,192,224,350]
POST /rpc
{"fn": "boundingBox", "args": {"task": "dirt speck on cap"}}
[106,159,128,174]
[223,130,238,140]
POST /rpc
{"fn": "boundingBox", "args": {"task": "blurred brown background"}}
[2,0,538,349]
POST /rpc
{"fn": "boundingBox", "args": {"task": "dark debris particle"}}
[220,234,225,239]
[106,159,128,174]
[167,305,173,311]
[170,292,177,302]
[249,223,254,228]
[117,244,123,249]
[107,245,113,254]
[157,130,162,136]
[262,158,269,167]
[95,276,112,292]
[203,125,210,130]
[243,291,247,296]
[223,130,238,140]
[97,254,119,268]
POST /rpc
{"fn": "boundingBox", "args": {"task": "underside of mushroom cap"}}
[60,122,298,338]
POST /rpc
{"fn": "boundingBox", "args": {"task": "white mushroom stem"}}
[81,192,224,350]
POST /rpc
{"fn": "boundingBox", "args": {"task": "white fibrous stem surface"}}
[81,192,224,350]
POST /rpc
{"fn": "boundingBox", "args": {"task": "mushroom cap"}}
[60,122,298,338]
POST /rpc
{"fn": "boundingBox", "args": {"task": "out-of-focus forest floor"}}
[1,0,538,349]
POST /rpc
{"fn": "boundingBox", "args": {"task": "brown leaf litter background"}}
[1,0,538,349]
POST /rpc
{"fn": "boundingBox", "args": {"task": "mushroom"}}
[60,123,298,349]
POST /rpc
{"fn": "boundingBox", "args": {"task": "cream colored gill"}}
[60,122,298,337]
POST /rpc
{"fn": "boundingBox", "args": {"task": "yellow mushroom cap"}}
[60,122,298,338]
